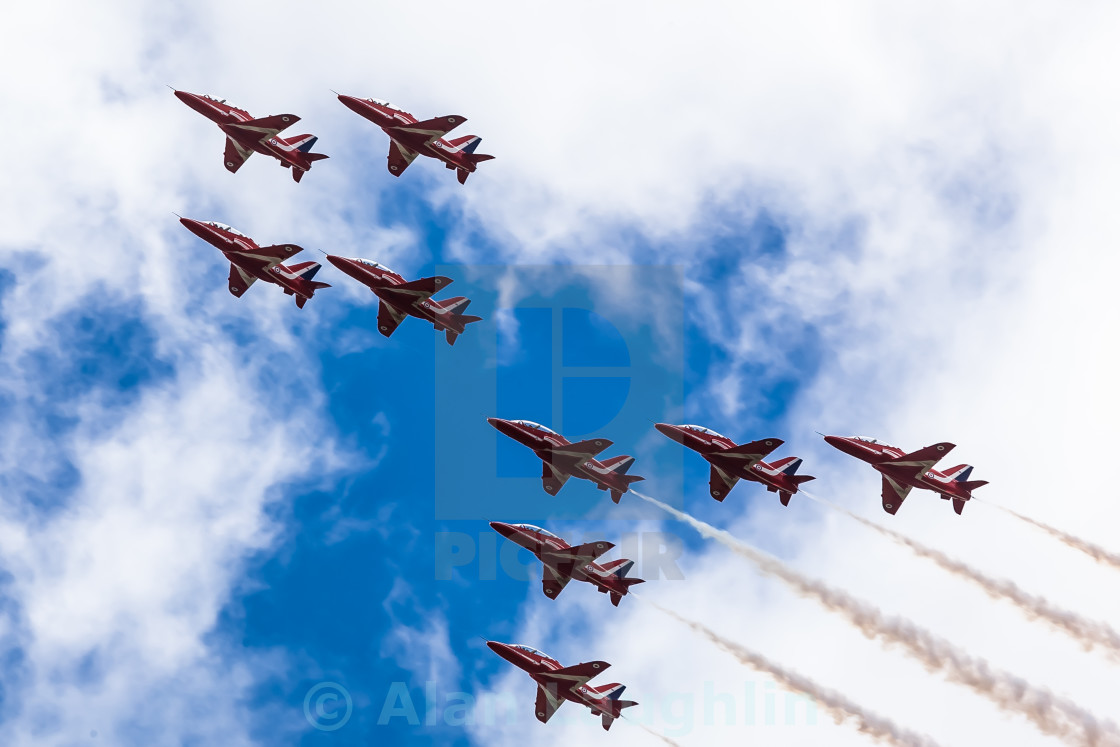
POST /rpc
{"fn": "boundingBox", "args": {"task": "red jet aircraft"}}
[656,423,815,505]
[490,522,644,606]
[823,435,988,515]
[336,95,493,184]
[487,419,644,503]
[325,256,481,345]
[486,641,638,730]
[174,90,328,182]
[179,218,330,308]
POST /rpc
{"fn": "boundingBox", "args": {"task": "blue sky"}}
[4,4,1120,746]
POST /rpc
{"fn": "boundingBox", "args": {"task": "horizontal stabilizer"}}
[958,479,988,493]
[779,490,793,506]
[791,474,815,485]
[953,498,967,515]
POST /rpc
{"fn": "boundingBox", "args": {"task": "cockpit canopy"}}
[510,420,558,435]
[202,94,231,106]
[355,259,396,274]
[367,98,403,111]
[852,436,879,444]
[510,523,559,540]
[683,424,726,439]
[511,644,548,658]
[204,221,246,237]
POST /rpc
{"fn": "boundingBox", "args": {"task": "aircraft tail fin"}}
[944,464,974,481]
[288,261,323,281]
[599,558,635,577]
[446,134,483,153]
[600,455,637,475]
[437,296,471,313]
[289,134,318,153]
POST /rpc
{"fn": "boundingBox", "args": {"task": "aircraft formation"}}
[175,88,991,734]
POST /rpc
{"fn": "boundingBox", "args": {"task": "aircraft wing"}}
[223,137,253,173]
[378,276,453,301]
[881,475,914,515]
[541,541,615,568]
[709,465,739,501]
[714,438,783,465]
[882,442,955,477]
[228,264,256,297]
[390,114,466,143]
[541,565,572,600]
[539,661,611,690]
[551,438,613,460]
[534,684,564,724]
[387,141,419,176]
[541,461,571,496]
[225,113,300,140]
[377,301,407,338]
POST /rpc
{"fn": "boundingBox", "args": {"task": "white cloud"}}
[5,0,1120,745]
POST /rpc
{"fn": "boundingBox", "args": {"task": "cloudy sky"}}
[3,1,1120,745]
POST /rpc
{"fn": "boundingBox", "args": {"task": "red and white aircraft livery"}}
[486,641,638,731]
[656,423,815,506]
[174,90,328,182]
[179,218,330,308]
[487,419,644,503]
[823,435,989,515]
[489,522,644,606]
[325,256,481,345]
[336,94,494,184]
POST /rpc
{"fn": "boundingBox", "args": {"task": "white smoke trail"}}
[633,593,942,746]
[802,491,1120,659]
[631,490,1120,746]
[626,719,684,747]
[979,499,1120,572]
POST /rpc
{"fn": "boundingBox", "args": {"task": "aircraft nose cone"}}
[336,94,363,112]
[488,521,515,537]
[486,640,513,658]
[325,255,347,270]
[654,423,686,443]
[823,435,844,448]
